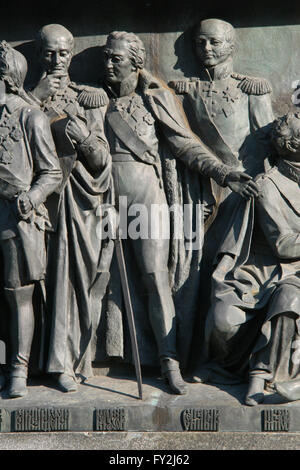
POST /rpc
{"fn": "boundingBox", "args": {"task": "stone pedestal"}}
[0,373,299,449]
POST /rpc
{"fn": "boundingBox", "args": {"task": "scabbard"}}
[114,237,143,400]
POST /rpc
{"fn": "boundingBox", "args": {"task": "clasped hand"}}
[225,170,260,199]
[17,193,33,217]
[66,114,90,144]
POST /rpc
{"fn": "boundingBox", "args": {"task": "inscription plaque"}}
[182,408,219,431]
[95,408,127,431]
[262,409,290,432]
[14,408,70,432]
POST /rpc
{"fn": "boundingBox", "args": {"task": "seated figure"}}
[202,111,300,405]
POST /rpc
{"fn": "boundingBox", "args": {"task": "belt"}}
[0,178,27,201]
[112,153,140,162]
[112,152,162,188]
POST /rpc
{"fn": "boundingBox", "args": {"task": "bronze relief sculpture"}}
[168,19,300,406]
[0,41,62,398]
[101,30,259,395]
[169,19,276,384]
[0,17,298,429]
[29,24,113,392]
[201,112,300,405]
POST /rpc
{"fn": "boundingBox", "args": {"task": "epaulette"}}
[69,82,109,108]
[168,78,198,94]
[231,73,272,95]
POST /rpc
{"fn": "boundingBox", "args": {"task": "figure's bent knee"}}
[269,283,300,317]
[274,283,299,299]
[211,304,242,338]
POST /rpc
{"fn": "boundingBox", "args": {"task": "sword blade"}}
[115,238,143,400]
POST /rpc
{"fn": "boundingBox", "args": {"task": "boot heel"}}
[8,377,27,398]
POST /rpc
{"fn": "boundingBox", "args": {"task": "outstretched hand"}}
[225,171,260,199]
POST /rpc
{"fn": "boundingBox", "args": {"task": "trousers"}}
[113,161,177,361]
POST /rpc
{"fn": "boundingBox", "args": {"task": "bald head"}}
[37,24,74,50]
[36,24,74,75]
[194,18,236,67]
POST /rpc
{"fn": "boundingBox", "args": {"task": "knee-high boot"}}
[4,284,35,398]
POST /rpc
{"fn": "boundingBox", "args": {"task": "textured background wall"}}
[3,0,300,115]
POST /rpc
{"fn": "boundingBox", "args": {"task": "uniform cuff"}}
[77,132,99,154]
[27,188,44,209]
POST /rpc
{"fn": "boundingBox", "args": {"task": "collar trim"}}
[278,158,300,183]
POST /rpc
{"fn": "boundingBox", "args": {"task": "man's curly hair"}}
[105,31,146,70]
[0,40,27,91]
[271,112,300,153]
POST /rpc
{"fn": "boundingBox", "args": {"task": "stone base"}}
[2,431,300,450]
[0,372,298,441]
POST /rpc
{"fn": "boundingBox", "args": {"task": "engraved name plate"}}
[14,408,70,432]
[95,408,127,431]
[182,408,219,431]
[262,409,289,432]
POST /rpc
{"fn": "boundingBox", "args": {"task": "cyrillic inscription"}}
[263,409,289,432]
[182,408,219,431]
[95,408,126,431]
[14,408,70,432]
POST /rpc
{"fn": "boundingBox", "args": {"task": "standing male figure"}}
[0,41,62,397]
[169,18,275,381]
[30,24,112,392]
[102,31,259,394]
[170,18,274,180]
